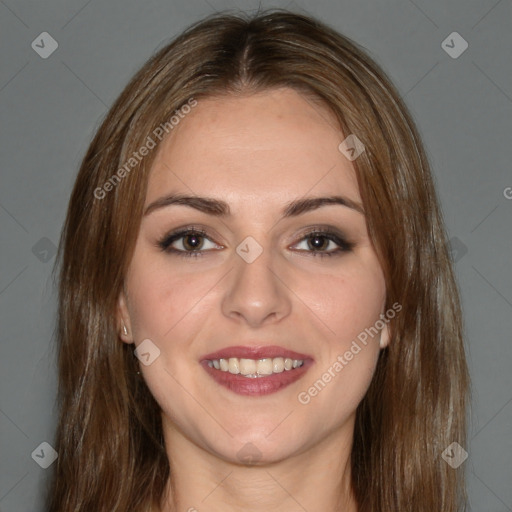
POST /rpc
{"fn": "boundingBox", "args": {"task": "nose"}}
[221,240,292,328]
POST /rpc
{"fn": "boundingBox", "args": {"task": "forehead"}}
[146,88,360,212]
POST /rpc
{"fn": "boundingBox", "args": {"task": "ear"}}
[379,321,390,349]
[116,289,134,345]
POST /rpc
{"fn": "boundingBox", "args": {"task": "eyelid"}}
[157,226,224,252]
[289,226,355,253]
[157,224,354,257]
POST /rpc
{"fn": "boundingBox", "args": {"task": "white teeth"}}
[273,357,285,373]
[228,357,240,374]
[258,358,273,375]
[207,356,304,377]
[239,358,256,375]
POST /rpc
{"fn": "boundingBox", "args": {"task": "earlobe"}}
[116,290,133,344]
[379,322,390,349]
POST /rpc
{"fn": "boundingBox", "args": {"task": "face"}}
[117,88,389,464]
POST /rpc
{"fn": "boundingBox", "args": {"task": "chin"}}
[213,431,306,466]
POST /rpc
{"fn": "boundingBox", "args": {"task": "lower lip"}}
[200,359,313,396]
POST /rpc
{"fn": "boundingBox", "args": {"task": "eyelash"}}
[156,226,354,259]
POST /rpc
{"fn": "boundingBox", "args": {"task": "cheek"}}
[124,256,216,426]
[127,247,386,355]
[296,258,386,412]
[125,252,215,341]
[301,258,386,344]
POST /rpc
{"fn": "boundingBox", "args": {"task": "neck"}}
[157,416,358,512]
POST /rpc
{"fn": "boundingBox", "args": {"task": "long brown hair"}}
[48,9,470,511]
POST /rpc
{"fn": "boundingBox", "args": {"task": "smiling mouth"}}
[201,357,313,396]
[200,344,313,396]
[206,356,305,378]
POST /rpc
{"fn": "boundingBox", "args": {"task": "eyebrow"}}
[143,193,365,218]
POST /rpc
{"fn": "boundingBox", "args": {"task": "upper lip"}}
[200,345,313,362]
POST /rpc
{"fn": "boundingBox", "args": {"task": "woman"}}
[48,9,470,512]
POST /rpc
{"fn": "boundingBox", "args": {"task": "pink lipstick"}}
[200,345,314,396]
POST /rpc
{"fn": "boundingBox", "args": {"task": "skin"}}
[117,88,389,512]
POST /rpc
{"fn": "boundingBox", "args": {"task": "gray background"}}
[1,0,511,510]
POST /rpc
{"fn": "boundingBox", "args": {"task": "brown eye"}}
[293,229,354,258]
[181,233,204,251]
[157,228,221,258]
[307,234,331,251]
